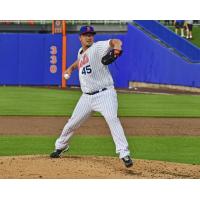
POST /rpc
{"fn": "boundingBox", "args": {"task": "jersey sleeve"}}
[95,40,112,58]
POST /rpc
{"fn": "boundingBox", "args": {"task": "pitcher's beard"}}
[86,44,92,48]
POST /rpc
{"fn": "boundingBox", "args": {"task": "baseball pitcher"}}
[50,25,133,168]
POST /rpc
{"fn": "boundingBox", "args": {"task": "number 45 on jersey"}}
[82,65,92,75]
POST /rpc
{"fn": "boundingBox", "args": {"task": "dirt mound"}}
[0,155,200,179]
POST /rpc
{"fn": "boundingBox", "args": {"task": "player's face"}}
[80,33,94,49]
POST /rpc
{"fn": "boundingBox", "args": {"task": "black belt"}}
[85,88,107,95]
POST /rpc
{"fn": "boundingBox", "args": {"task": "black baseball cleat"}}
[122,156,133,168]
[50,146,69,158]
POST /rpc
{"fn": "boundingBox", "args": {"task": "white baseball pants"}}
[55,87,130,159]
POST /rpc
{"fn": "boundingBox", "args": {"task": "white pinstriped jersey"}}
[55,40,131,159]
[77,40,114,93]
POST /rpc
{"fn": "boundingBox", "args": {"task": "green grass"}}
[0,86,80,116]
[118,93,200,117]
[190,26,200,47]
[0,135,200,164]
[1,86,200,117]
[1,87,200,165]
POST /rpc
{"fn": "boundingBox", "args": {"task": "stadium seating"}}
[0,20,130,33]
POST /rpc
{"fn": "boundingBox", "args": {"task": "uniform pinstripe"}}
[78,40,113,93]
[55,40,130,159]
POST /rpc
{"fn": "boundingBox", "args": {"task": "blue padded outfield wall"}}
[1,24,200,88]
[126,24,200,87]
[0,33,127,87]
[0,34,62,85]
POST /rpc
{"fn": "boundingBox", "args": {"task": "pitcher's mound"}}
[0,155,200,179]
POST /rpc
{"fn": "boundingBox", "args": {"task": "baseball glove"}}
[101,49,122,65]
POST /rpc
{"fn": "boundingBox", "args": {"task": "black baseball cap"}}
[79,26,96,35]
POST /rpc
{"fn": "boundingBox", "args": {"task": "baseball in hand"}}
[64,73,70,80]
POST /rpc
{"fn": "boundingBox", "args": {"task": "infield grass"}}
[1,86,200,117]
[0,135,200,164]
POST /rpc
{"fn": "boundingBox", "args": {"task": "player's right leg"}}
[92,88,133,167]
[50,94,92,158]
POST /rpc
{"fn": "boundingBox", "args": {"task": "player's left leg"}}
[92,88,131,159]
